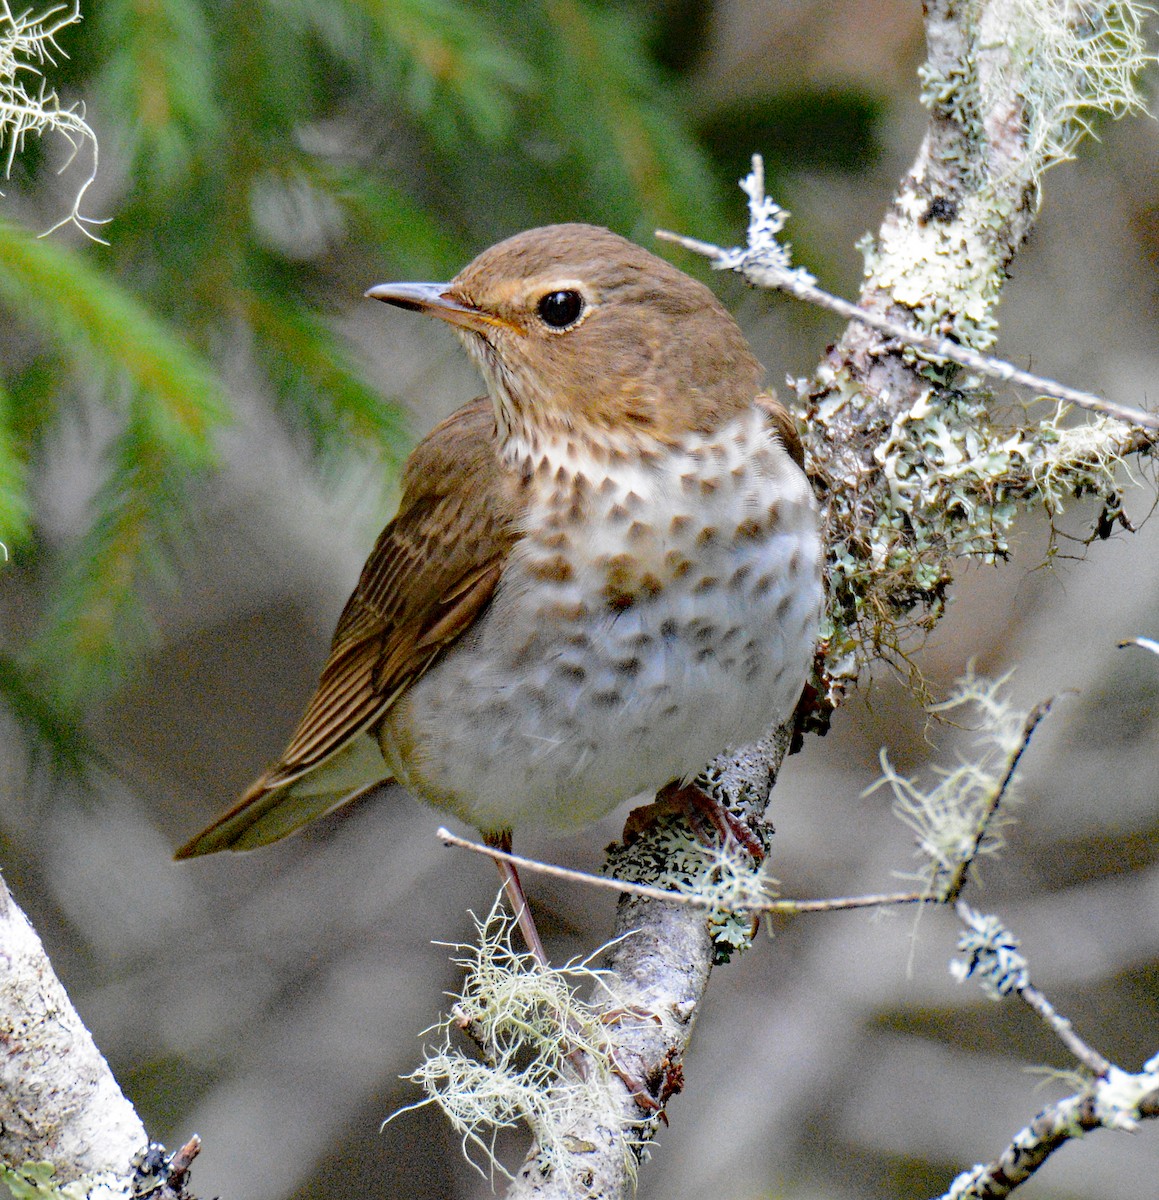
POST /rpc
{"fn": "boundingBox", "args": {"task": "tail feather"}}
[176,732,391,857]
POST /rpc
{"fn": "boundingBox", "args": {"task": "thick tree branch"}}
[503,730,790,1199]
[0,873,146,1190]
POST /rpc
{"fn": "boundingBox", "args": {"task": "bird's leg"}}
[481,830,681,1108]
[625,779,766,862]
[481,830,606,1083]
[483,829,549,966]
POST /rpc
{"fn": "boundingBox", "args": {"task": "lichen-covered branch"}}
[494,731,789,1199]
[951,904,1112,1074]
[940,900,1158,1197]
[400,737,788,1196]
[671,0,1155,706]
[806,0,1154,698]
[935,1071,1159,1200]
[0,873,146,1195]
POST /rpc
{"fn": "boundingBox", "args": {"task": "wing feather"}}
[755,392,805,469]
[175,397,521,857]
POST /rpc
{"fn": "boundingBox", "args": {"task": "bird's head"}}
[367,224,763,447]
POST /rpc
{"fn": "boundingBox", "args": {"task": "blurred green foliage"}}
[0,0,883,752]
[700,87,885,178]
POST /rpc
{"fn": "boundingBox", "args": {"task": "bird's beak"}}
[364,281,516,334]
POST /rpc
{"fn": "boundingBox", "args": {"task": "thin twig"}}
[1017,979,1113,1078]
[941,698,1055,903]
[439,827,718,908]
[1118,636,1159,657]
[655,227,1159,432]
[952,902,1112,1078]
[168,1135,202,1181]
[437,827,926,915]
[932,1078,1159,1200]
[764,891,927,913]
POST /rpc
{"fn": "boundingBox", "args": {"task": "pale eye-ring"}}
[537,289,585,329]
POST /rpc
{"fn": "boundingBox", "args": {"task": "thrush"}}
[176,223,823,960]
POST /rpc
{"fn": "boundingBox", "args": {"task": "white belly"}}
[380,409,823,832]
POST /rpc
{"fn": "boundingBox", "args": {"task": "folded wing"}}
[175,397,521,856]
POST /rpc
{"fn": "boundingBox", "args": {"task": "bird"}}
[176,223,823,961]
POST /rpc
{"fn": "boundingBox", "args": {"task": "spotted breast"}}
[377,400,823,833]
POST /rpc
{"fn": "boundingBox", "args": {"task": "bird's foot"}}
[624,779,766,862]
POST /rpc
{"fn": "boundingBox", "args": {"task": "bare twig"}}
[129,1136,202,1200]
[658,159,1158,432]
[439,827,696,907]
[764,890,925,914]
[438,827,927,915]
[168,1135,202,1183]
[1017,980,1113,1079]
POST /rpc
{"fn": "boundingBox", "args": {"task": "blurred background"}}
[2,1,1158,1197]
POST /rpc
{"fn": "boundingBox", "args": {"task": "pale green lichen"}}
[918,0,1152,177]
[1095,1057,1159,1130]
[1025,408,1138,516]
[866,669,1030,894]
[983,0,1152,176]
[817,381,1140,685]
[0,1163,62,1200]
[0,0,102,237]
[0,1162,126,1200]
[387,900,646,1185]
[605,821,778,963]
[867,193,1005,354]
[919,49,985,141]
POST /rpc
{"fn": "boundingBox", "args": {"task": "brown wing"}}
[175,397,522,857]
[272,397,521,780]
[755,392,806,470]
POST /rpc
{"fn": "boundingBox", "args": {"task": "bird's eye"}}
[537,290,585,329]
